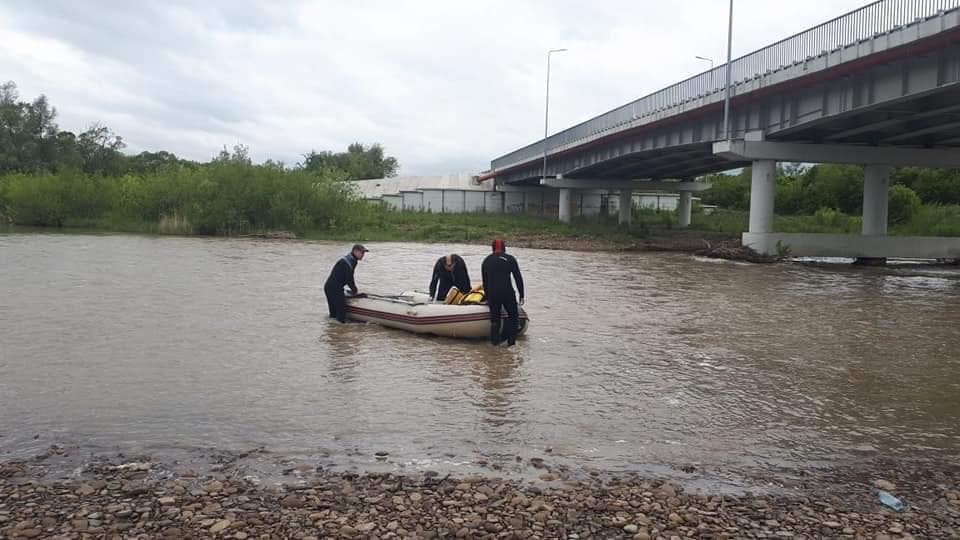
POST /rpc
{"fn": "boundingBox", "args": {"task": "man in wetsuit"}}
[324,243,368,323]
[481,239,525,346]
[428,254,471,301]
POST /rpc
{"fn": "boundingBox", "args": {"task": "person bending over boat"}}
[428,254,471,301]
[481,239,525,346]
[324,243,368,323]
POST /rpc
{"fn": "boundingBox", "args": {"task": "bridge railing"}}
[492,0,960,171]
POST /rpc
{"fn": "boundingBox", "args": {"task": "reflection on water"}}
[2,232,960,483]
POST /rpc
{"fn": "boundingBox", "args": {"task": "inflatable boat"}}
[344,290,529,339]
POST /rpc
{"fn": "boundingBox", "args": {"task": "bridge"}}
[480,0,960,260]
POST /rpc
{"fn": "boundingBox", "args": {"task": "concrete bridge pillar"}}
[618,190,632,226]
[749,160,777,233]
[862,165,891,236]
[678,191,692,228]
[558,188,572,223]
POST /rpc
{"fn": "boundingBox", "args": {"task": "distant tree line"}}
[699,163,960,225]
[0,81,400,235]
[0,81,399,179]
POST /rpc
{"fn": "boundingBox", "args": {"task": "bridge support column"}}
[862,165,890,236]
[558,188,572,223]
[618,190,632,226]
[857,164,891,265]
[749,160,776,233]
[678,191,692,228]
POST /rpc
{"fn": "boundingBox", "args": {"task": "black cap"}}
[352,244,369,253]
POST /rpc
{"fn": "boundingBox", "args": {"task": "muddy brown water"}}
[2,232,959,488]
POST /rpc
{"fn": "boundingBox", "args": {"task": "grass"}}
[301,210,647,245]
[5,167,960,245]
[158,212,193,235]
[892,204,960,236]
[60,217,160,234]
[9,204,960,250]
[689,209,748,234]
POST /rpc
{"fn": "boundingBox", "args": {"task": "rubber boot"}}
[490,322,503,346]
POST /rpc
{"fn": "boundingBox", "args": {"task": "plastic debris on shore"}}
[878,489,905,512]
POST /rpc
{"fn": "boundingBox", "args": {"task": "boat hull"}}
[344,291,529,339]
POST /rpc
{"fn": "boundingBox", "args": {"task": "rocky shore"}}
[2,452,959,539]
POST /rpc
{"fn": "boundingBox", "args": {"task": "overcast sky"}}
[1,0,870,175]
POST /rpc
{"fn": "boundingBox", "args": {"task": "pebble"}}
[280,495,304,508]
[205,480,224,493]
[209,519,231,533]
[1,454,958,539]
[873,479,897,491]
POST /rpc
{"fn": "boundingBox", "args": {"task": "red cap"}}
[491,238,505,252]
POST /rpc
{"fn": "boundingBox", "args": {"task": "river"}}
[2,232,959,489]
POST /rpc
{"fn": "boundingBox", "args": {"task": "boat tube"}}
[344,290,529,339]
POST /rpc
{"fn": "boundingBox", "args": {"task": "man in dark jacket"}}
[429,254,471,301]
[481,238,525,346]
[324,244,368,323]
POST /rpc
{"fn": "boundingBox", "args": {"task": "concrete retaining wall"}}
[743,233,960,259]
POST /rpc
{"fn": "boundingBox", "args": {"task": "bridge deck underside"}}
[770,83,960,147]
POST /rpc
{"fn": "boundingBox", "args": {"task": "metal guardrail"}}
[492,0,960,171]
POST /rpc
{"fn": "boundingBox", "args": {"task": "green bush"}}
[797,164,865,215]
[814,207,851,229]
[0,162,360,234]
[888,184,921,224]
[700,171,749,210]
[893,167,960,205]
[2,172,67,226]
[775,177,806,215]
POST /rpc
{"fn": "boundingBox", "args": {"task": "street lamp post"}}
[695,55,714,90]
[723,0,734,140]
[543,48,568,183]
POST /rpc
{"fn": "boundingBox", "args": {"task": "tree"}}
[77,123,127,176]
[301,142,399,179]
[53,131,84,171]
[795,164,864,214]
[0,82,24,173]
[700,169,750,210]
[888,184,921,224]
[212,143,252,165]
[894,167,960,205]
[126,150,191,174]
[0,81,60,173]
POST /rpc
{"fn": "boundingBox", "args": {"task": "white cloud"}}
[0,0,870,174]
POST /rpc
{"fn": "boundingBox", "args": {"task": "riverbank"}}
[2,451,958,539]
[4,199,960,257]
[2,213,742,255]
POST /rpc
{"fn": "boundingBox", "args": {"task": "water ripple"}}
[2,233,960,477]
